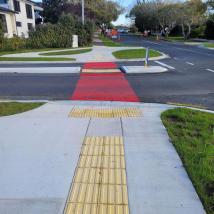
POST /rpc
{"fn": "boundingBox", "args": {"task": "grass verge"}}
[112,48,162,59]
[0,47,92,56]
[161,108,214,214]
[0,48,74,56]
[39,48,92,56]
[166,36,187,42]
[0,57,75,61]
[0,102,44,117]
[99,35,124,47]
[203,43,214,48]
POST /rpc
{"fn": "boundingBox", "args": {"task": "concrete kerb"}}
[1,100,213,114]
[121,65,168,74]
[0,67,81,74]
[0,61,77,64]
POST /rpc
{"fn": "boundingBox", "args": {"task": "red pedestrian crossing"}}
[71,62,139,102]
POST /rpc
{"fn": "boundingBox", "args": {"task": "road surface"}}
[0,34,213,110]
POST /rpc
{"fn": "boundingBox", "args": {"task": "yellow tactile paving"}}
[78,155,125,169]
[64,136,130,214]
[69,107,142,118]
[82,69,121,73]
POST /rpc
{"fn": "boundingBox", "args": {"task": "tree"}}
[43,0,66,23]
[130,1,179,35]
[178,0,206,39]
[156,3,179,37]
[207,0,214,9]
[130,0,207,39]
[130,2,159,32]
[62,0,121,30]
[205,18,214,39]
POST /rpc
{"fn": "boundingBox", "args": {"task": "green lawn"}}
[0,47,92,56]
[203,43,214,48]
[99,35,124,47]
[39,48,92,56]
[112,48,162,59]
[161,108,214,214]
[0,102,44,117]
[0,48,75,56]
[166,36,186,42]
[0,57,75,61]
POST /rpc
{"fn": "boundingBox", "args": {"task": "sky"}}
[34,0,134,26]
[112,0,134,26]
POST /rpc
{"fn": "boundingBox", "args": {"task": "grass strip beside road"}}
[112,48,161,59]
[0,48,75,56]
[203,43,214,48]
[0,57,75,61]
[161,108,214,214]
[0,102,44,117]
[39,48,92,56]
[99,35,124,47]
[166,36,187,42]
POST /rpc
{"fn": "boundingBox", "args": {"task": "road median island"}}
[0,102,44,117]
[161,108,214,214]
[112,48,162,59]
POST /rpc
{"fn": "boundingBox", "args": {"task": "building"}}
[0,0,43,38]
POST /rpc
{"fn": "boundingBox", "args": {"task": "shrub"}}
[0,20,26,51]
[1,36,26,51]
[190,26,205,38]
[0,14,94,51]
[28,22,73,48]
[205,19,214,39]
[75,20,94,46]
[28,14,94,48]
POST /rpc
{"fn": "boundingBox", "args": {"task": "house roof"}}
[0,6,16,14]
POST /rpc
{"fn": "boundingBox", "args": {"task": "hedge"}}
[28,14,94,48]
[0,14,94,51]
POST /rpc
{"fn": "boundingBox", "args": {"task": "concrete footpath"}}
[0,101,205,214]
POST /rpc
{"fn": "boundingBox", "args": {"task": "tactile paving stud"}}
[64,136,130,214]
[69,107,142,118]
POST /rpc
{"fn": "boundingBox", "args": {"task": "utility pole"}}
[81,0,85,25]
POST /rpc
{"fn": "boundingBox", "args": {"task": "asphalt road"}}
[0,34,213,110]
[120,34,214,109]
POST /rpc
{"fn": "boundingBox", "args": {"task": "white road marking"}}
[175,47,214,57]
[206,68,214,73]
[186,62,194,66]
[141,37,214,57]
[154,61,175,70]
